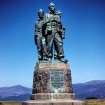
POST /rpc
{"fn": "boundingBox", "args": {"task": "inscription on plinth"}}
[50,70,65,93]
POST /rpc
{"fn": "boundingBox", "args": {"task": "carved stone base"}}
[32,62,73,94]
[22,100,85,105]
[31,93,75,100]
[24,62,84,105]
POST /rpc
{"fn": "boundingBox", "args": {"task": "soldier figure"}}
[34,9,47,61]
[34,3,67,63]
[45,2,67,62]
[54,10,66,60]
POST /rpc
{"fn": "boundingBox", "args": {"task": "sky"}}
[0,0,105,88]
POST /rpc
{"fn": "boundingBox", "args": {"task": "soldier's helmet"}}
[48,2,55,11]
[38,9,44,18]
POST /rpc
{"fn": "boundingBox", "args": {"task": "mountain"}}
[73,80,105,99]
[0,80,105,100]
[84,80,105,85]
[0,85,31,101]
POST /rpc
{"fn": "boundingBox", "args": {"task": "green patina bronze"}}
[34,2,67,63]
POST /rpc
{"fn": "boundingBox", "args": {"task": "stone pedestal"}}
[31,62,74,99]
[22,62,84,105]
[22,99,84,105]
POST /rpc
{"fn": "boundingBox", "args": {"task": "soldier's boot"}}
[54,51,57,60]
[48,53,52,61]
[58,57,68,63]
[38,50,43,61]
[58,53,68,63]
[38,55,42,61]
[43,54,48,61]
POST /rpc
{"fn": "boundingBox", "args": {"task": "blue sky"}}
[0,0,105,87]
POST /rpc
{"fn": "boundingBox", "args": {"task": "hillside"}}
[0,80,105,100]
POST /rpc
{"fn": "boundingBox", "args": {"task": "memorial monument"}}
[22,2,84,105]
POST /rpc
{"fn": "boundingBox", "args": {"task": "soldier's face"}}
[38,12,44,18]
[49,6,55,12]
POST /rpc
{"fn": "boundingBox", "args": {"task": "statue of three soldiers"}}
[34,2,67,63]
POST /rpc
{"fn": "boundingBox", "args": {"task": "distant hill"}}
[0,80,105,100]
[73,80,105,99]
[0,85,31,101]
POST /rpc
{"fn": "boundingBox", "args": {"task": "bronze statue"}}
[34,3,67,63]
[34,9,47,61]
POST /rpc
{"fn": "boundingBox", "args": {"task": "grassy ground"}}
[85,99,105,105]
[0,101,21,105]
[0,100,105,105]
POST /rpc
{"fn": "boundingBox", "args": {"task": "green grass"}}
[0,100,105,105]
[85,99,105,105]
[0,101,21,105]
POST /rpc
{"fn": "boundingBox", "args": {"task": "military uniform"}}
[45,12,64,60]
[34,9,46,61]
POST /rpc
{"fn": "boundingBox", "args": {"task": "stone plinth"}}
[31,62,73,100]
[22,100,85,105]
[22,62,84,105]
[31,93,75,100]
